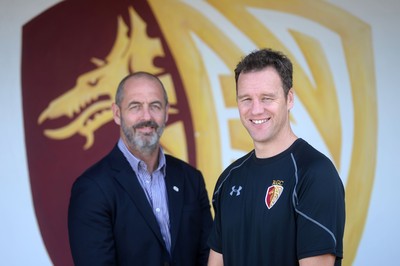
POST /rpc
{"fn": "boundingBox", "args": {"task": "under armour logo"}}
[230,186,242,196]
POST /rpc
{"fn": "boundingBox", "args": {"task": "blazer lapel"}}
[109,146,165,245]
[165,160,185,254]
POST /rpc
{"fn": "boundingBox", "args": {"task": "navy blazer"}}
[68,144,213,266]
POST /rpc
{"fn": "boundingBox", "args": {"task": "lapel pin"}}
[173,186,179,192]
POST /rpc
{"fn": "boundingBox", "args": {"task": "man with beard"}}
[68,72,213,266]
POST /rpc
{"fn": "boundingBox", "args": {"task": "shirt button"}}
[156,208,161,212]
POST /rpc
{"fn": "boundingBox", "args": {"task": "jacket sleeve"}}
[68,175,116,266]
[196,170,214,266]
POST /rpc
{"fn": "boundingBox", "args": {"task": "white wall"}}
[1,0,399,265]
[0,1,60,265]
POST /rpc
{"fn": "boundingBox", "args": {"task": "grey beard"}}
[131,132,159,154]
[121,119,165,155]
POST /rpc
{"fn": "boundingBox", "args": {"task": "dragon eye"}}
[88,77,100,86]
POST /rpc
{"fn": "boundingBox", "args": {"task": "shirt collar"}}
[117,138,166,176]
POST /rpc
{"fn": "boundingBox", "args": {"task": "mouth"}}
[134,121,158,133]
[137,126,155,133]
[250,118,269,125]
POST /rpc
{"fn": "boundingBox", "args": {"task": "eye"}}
[239,97,251,103]
[129,103,141,110]
[150,102,162,111]
[88,77,100,86]
[262,96,272,102]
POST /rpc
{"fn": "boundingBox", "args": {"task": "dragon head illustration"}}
[38,7,167,149]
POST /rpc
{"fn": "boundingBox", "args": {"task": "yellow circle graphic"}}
[149,1,377,265]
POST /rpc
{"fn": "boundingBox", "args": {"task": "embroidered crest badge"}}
[265,184,284,209]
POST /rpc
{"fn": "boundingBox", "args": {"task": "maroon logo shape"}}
[21,1,195,265]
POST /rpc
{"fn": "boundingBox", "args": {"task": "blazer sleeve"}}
[197,169,214,265]
[166,155,213,266]
[68,175,116,266]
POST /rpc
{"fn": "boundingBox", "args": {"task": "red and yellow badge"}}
[265,180,284,209]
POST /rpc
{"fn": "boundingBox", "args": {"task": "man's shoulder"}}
[223,150,254,173]
[77,146,124,181]
[165,154,198,171]
[293,139,334,166]
[213,150,254,189]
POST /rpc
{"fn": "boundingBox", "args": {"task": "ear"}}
[112,103,121,126]
[287,88,294,111]
[165,103,169,123]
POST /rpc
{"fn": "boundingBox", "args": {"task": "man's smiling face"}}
[113,75,169,154]
[236,67,293,147]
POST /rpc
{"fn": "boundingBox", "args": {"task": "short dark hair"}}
[234,48,293,96]
[115,72,169,106]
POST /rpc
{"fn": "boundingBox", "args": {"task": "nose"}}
[141,105,152,120]
[251,99,264,115]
